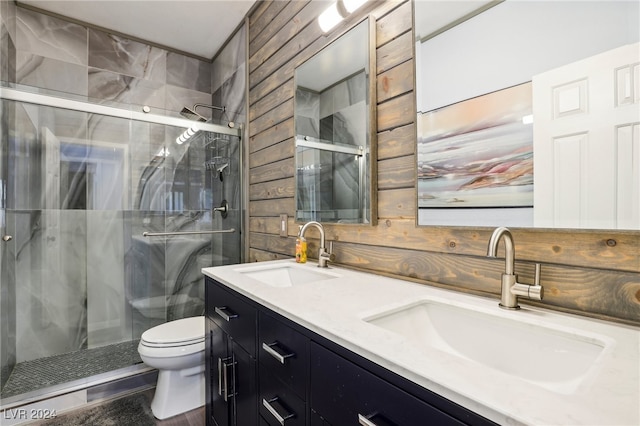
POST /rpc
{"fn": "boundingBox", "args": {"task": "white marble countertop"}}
[202,259,639,426]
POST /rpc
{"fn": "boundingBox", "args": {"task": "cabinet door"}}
[208,328,258,426]
[209,322,231,426]
[311,409,331,426]
[310,342,466,426]
[232,341,258,426]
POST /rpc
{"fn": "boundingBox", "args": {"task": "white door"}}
[533,42,640,229]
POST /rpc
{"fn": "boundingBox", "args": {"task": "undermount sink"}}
[363,300,611,394]
[236,263,340,287]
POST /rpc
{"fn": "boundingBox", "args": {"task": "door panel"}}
[533,42,640,229]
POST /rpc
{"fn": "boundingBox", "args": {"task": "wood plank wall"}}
[247,0,640,326]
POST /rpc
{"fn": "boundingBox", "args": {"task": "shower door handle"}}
[2,235,12,242]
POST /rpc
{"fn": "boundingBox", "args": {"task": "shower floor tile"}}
[0,341,142,399]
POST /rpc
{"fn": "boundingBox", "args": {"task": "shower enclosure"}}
[0,84,242,408]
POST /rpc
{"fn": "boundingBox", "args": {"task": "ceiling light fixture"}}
[318,0,368,33]
[342,0,368,14]
[318,2,344,33]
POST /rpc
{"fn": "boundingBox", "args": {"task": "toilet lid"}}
[141,316,204,346]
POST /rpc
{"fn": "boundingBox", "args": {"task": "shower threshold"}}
[0,340,145,407]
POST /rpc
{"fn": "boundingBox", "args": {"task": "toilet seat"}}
[140,316,204,348]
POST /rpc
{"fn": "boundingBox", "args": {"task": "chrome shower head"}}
[180,106,208,122]
[180,103,226,123]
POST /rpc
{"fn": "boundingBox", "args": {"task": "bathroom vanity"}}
[202,260,639,426]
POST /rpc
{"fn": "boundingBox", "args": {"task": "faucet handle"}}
[319,249,335,261]
[528,284,544,300]
[317,242,336,267]
[320,245,336,262]
[530,263,544,300]
[511,263,544,301]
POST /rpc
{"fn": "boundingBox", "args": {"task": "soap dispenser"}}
[295,226,307,263]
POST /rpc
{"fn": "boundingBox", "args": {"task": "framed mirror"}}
[415,0,640,230]
[294,17,376,225]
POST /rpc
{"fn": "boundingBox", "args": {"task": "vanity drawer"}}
[259,368,306,426]
[310,342,466,426]
[259,312,309,398]
[207,278,257,357]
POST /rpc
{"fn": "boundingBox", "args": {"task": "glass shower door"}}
[0,87,243,404]
[0,94,15,396]
[0,98,141,401]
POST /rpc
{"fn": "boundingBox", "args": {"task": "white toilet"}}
[137,316,205,420]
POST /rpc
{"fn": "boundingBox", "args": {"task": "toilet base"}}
[150,366,205,420]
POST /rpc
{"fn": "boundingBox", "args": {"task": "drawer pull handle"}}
[215,306,238,322]
[358,413,395,426]
[262,397,294,425]
[262,342,295,364]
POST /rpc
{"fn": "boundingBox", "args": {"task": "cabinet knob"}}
[2,235,12,242]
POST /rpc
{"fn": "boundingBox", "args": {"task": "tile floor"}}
[31,388,204,426]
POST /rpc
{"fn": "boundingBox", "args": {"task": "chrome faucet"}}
[487,227,543,310]
[299,221,335,268]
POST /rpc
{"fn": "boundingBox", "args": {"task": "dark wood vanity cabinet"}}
[310,342,466,425]
[205,277,496,426]
[258,311,309,425]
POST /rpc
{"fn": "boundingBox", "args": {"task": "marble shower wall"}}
[210,23,245,264]
[14,6,212,113]
[0,0,16,84]
[212,22,246,125]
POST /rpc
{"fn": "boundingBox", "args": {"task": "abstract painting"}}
[417,82,533,208]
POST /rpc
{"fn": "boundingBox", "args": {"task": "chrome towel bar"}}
[142,228,235,237]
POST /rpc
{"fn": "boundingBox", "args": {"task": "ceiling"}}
[17,0,495,61]
[18,0,258,60]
